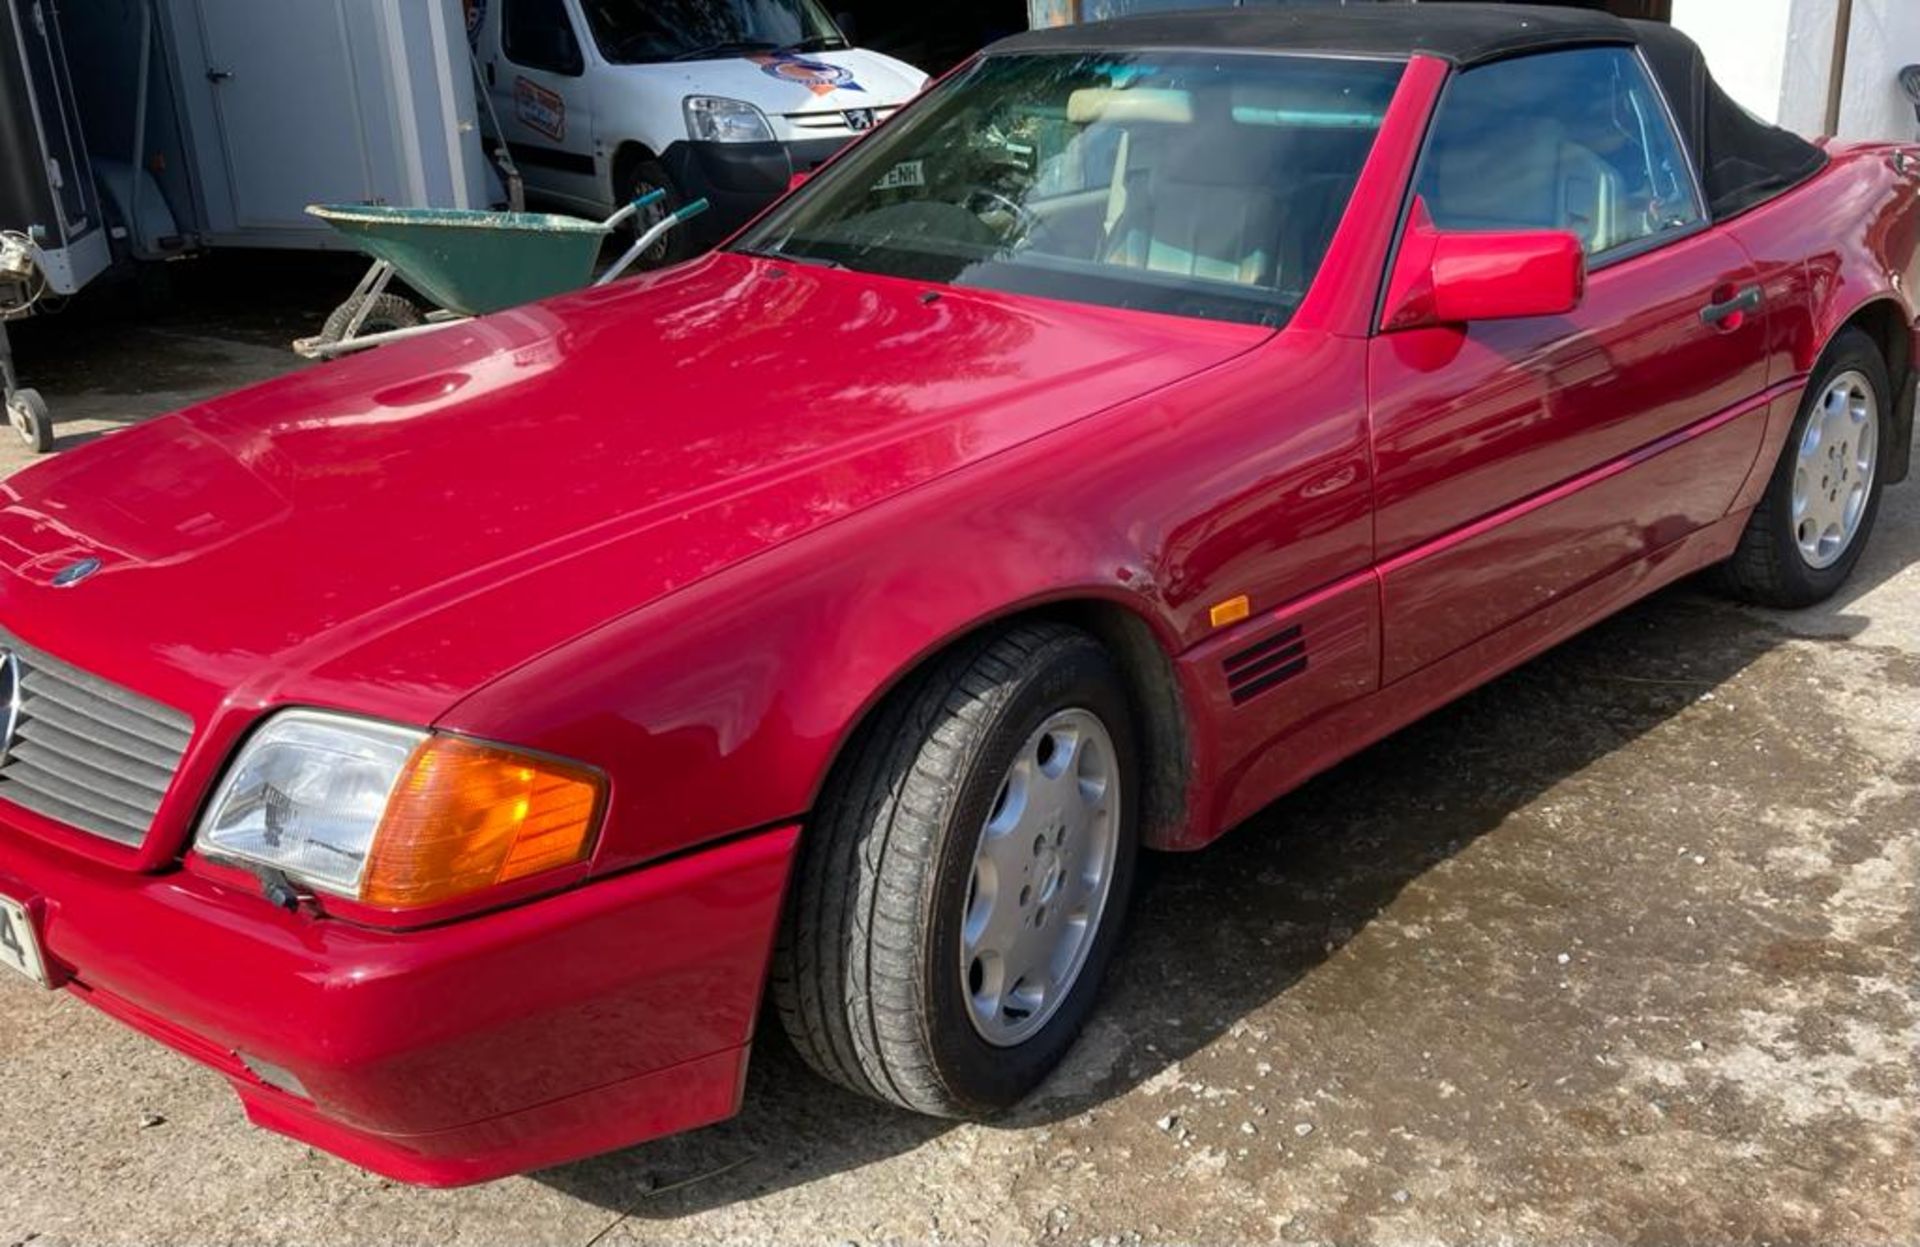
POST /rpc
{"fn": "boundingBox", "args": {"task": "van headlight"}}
[195,710,603,909]
[685,95,775,143]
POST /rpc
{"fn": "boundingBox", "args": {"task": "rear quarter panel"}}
[1722,143,1920,498]
[1728,145,1920,371]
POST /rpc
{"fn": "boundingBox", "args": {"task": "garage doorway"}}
[832,1,1029,74]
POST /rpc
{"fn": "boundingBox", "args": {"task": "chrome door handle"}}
[206,67,233,83]
[1700,285,1762,326]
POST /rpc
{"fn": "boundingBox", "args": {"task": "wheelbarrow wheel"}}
[6,387,54,454]
[320,292,424,347]
[617,157,695,271]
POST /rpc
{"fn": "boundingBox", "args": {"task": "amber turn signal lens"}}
[1209,594,1252,628]
[358,737,603,909]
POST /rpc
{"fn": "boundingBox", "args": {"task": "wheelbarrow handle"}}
[594,197,715,287]
[602,188,669,232]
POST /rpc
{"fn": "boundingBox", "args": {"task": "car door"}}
[487,0,599,210]
[1369,46,1771,682]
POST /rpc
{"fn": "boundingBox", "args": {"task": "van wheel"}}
[1717,327,1889,607]
[773,623,1139,1117]
[616,158,695,270]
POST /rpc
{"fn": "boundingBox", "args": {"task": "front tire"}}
[1718,327,1890,607]
[774,623,1139,1117]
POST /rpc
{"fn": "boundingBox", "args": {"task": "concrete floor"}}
[0,260,1914,1247]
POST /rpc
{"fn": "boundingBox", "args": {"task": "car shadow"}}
[539,464,1917,1219]
[49,413,150,453]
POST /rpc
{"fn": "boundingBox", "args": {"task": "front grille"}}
[0,631,192,847]
[785,106,898,134]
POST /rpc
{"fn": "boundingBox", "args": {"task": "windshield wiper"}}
[670,39,777,62]
[778,34,850,54]
[734,245,845,270]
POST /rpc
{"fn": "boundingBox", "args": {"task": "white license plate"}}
[0,894,47,986]
[874,159,925,191]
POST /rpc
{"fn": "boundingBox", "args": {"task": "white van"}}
[468,0,927,264]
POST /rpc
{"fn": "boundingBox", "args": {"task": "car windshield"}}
[734,52,1406,327]
[577,0,846,65]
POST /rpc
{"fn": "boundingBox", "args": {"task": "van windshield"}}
[579,0,846,65]
[733,52,1406,328]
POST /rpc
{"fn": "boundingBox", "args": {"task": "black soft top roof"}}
[990,3,1828,221]
[1633,20,1828,221]
[991,3,1636,68]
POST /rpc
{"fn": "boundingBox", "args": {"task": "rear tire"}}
[1717,327,1890,607]
[773,623,1139,1117]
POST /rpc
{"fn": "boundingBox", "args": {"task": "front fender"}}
[438,453,1187,875]
[589,70,697,168]
[441,330,1376,873]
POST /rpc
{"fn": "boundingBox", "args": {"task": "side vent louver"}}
[1224,624,1308,706]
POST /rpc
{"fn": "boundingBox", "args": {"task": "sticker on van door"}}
[514,76,567,142]
[750,53,864,98]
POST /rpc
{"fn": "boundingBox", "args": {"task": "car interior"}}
[1414,49,1698,258]
[1018,84,1380,299]
[1424,115,1622,253]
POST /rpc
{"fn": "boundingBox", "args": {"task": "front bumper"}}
[661,138,849,245]
[0,819,799,1186]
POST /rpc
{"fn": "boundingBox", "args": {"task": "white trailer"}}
[61,0,498,254]
[167,0,493,247]
[2,0,503,451]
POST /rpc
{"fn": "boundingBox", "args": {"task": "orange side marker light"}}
[1209,595,1251,628]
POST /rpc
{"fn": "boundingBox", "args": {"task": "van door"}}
[485,0,599,211]
[195,0,379,231]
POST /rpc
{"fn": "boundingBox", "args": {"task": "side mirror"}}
[1384,198,1585,331]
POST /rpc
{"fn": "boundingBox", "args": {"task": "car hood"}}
[608,47,927,111]
[0,252,1266,727]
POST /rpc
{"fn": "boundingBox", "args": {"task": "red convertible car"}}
[0,6,1913,1185]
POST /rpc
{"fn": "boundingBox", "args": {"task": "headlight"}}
[684,95,775,144]
[196,709,604,910]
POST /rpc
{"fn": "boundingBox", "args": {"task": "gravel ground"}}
[0,259,1914,1247]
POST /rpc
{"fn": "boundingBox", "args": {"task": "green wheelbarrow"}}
[294,191,708,359]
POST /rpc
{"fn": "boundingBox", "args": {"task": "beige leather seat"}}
[1100,121,1287,288]
[1095,114,1367,292]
